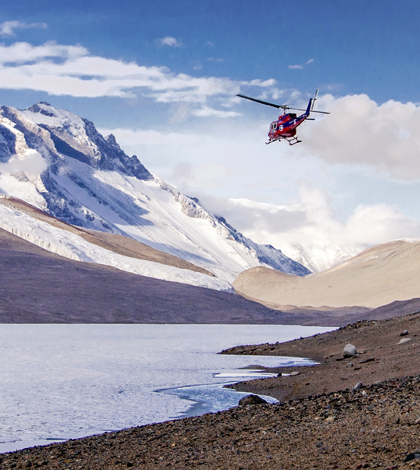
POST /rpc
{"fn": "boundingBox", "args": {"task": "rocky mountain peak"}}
[0,101,310,281]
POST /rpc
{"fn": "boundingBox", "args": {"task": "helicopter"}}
[237,89,329,146]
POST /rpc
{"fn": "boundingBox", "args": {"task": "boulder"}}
[238,394,268,406]
[343,344,357,357]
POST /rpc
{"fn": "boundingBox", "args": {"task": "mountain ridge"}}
[233,238,420,308]
[0,101,310,286]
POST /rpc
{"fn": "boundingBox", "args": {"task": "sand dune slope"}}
[233,239,420,308]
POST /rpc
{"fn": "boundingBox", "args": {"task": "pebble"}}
[397,337,411,345]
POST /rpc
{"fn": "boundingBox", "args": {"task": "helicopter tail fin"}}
[311,89,319,111]
[306,98,313,115]
[306,89,319,115]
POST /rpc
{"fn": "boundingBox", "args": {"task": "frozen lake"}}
[0,324,332,453]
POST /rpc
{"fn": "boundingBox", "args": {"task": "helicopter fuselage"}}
[267,110,309,144]
[237,89,328,146]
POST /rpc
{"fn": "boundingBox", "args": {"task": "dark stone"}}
[404,452,420,462]
[238,395,268,406]
[359,357,375,364]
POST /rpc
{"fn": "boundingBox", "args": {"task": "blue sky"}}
[1,0,420,251]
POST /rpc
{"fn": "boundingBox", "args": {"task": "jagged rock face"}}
[25,102,152,179]
[0,101,310,281]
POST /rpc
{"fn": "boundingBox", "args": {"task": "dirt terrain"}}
[0,227,296,324]
[223,310,420,402]
[0,223,398,325]
[233,239,420,309]
[3,310,420,468]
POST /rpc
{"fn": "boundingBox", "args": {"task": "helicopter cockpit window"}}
[270,122,277,130]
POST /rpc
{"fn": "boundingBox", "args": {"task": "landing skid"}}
[265,136,302,146]
[285,136,302,146]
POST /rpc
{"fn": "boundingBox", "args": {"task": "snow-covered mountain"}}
[0,102,310,287]
[279,243,367,273]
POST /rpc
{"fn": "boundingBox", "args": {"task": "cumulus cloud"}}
[0,21,47,37]
[0,40,274,112]
[158,36,181,47]
[192,106,241,118]
[98,128,199,146]
[170,162,233,190]
[0,150,48,175]
[0,41,87,63]
[199,181,420,249]
[303,94,420,181]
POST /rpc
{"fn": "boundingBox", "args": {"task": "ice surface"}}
[0,324,332,453]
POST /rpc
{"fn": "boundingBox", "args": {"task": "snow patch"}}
[0,204,233,292]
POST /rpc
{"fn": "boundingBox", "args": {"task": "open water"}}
[0,324,332,453]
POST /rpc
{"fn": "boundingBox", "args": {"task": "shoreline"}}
[2,311,420,468]
[223,312,420,403]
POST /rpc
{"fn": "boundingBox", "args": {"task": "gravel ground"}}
[2,377,420,469]
[3,311,420,469]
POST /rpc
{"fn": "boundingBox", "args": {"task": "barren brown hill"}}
[0,226,296,324]
[233,239,420,309]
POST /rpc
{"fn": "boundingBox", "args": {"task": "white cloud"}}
[192,106,241,118]
[170,162,233,190]
[158,36,181,47]
[288,59,314,70]
[98,128,199,146]
[0,40,275,113]
[199,181,420,249]
[302,94,420,181]
[0,21,47,37]
[0,41,87,63]
[0,150,48,175]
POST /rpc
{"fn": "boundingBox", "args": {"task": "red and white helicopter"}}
[237,89,329,146]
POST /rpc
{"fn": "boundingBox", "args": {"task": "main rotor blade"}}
[237,94,330,114]
[236,94,284,109]
[283,106,330,114]
[311,109,330,114]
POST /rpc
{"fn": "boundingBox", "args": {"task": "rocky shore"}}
[2,311,420,469]
[223,310,420,403]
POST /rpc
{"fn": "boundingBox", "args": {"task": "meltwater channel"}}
[0,324,332,453]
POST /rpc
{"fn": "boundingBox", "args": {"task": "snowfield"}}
[0,202,233,292]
